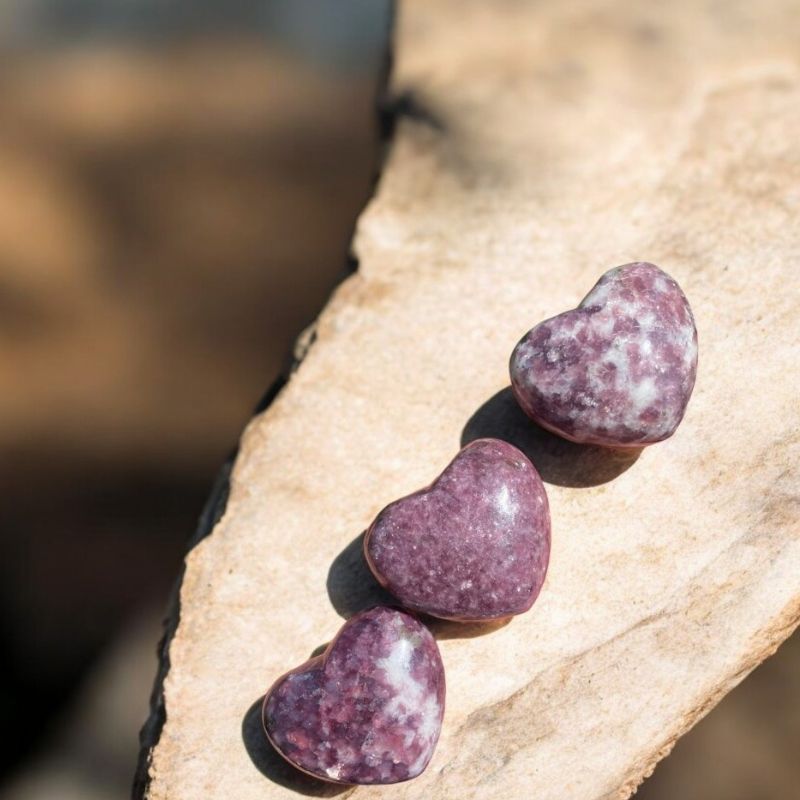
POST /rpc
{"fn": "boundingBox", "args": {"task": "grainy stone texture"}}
[510,263,698,447]
[139,2,800,799]
[364,439,550,620]
[263,607,445,785]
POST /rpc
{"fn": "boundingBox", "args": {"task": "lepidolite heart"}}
[510,262,698,447]
[262,606,445,785]
[364,438,550,621]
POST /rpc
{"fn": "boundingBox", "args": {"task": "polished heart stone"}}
[364,438,550,621]
[263,606,445,785]
[509,262,698,447]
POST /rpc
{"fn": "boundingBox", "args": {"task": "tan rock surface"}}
[139,1,800,798]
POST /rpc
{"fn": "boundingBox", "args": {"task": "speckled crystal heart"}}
[262,607,445,785]
[510,262,698,447]
[364,439,551,621]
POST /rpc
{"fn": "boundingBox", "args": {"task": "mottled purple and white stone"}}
[364,439,550,621]
[510,262,698,447]
[263,606,445,785]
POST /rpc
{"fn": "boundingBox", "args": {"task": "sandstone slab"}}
[138,2,800,799]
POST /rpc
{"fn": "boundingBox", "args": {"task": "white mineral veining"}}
[368,631,442,774]
[376,635,416,707]
[409,695,442,774]
[494,484,518,520]
[510,263,697,445]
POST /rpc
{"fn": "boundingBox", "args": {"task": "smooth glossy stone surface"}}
[510,262,698,447]
[263,606,445,785]
[364,439,550,621]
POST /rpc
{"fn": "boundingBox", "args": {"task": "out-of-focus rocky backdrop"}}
[0,2,795,799]
[0,3,389,798]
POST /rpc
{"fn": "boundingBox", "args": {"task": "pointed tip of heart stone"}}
[364,438,551,622]
[509,262,698,448]
[262,606,445,785]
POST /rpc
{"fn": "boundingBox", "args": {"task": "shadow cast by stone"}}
[462,387,642,488]
[327,534,514,640]
[309,642,330,659]
[327,532,394,619]
[423,614,512,640]
[241,697,350,797]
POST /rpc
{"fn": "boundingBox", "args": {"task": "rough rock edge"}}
[131,5,401,796]
[612,599,800,799]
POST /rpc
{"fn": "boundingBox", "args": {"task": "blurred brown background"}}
[0,2,796,799]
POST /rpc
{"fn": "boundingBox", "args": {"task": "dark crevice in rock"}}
[379,89,446,136]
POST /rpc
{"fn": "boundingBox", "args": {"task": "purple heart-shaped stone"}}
[510,262,698,447]
[263,606,445,785]
[364,439,551,621]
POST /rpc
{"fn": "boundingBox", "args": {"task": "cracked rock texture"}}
[139,1,800,799]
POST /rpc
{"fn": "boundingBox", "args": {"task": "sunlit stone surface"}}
[365,439,550,621]
[263,607,445,785]
[510,262,698,447]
